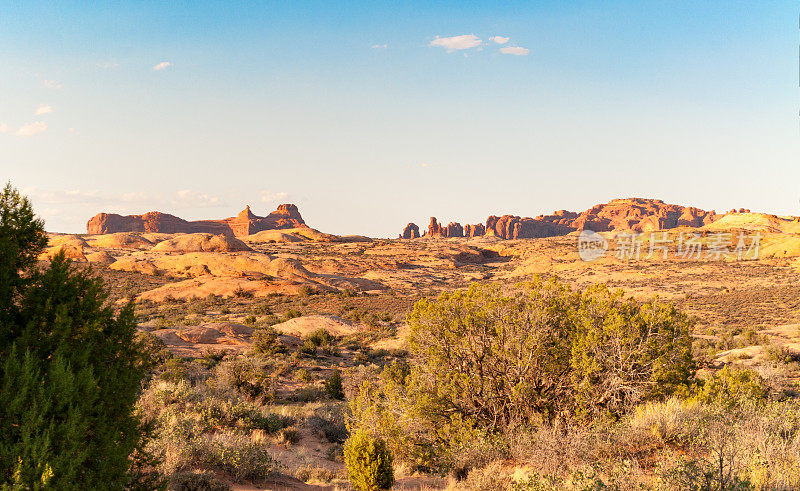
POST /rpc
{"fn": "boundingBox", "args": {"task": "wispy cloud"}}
[43,80,61,89]
[98,61,119,69]
[260,190,289,203]
[152,61,172,71]
[172,189,221,207]
[490,36,510,44]
[429,34,482,52]
[15,122,48,137]
[371,44,387,49]
[500,46,530,56]
[0,123,9,134]
[35,104,53,115]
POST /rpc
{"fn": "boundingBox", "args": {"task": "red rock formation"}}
[443,222,464,238]
[427,217,443,238]
[485,215,574,239]
[87,204,306,236]
[568,198,719,232]
[400,223,420,239]
[464,223,486,237]
[401,198,723,240]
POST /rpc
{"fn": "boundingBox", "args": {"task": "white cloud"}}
[490,36,510,44]
[43,79,61,89]
[35,104,53,115]
[371,44,387,49]
[500,46,530,56]
[260,190,289,203]
[429,34,482,52]
[152,61,172,71]
[0,123,9,133]
[15,122,48,137]
[172,189,221,206]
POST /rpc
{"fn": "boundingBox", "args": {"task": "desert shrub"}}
[160,357,189,382]
[290,385,325,403]
[349,278,694,473]
[344,430,394,491]
[295,368,313,383]
[307,328,334,347]
[243,315,257,325]
[294,465,337,483]
[198,348,226,369]
[693,366,768,409]
[407,279,694,427]
[277,427,301,446]
[252,303,273,315]
[629,397,707,444]
[137,330,175,367]
[0,184,149,488]
[308,404,348,444]
[250,326,285,355]
[197,433,276,483]
[168,471,231,491]
[232,286,254,299]
[284,308,303,320]
[212,358,273,402]
[324,370,345,400]
[300,339,318,357]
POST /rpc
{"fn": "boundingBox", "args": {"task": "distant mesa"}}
[402,198,723,240]
[87,204,306,237]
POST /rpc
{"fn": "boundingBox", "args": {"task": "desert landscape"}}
[3,3,798,490]
[19,197,800,489]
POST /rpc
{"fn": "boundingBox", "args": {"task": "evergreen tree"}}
[0,183,148,489]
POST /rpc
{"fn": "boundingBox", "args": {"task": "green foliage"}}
[306,328,334,347]
[344,430,394,491]
[168,471,231,491]
[0,184,148,488]
[251,326,285,355]
[407,278,694,427]
[283,308,303,320]
[300,339,318,357]
[350,278,695,473]
[324,370,345,400]
[692,366,768,409]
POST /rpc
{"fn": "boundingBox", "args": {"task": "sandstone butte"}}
[86,204,305,237]
[404,198,724,240]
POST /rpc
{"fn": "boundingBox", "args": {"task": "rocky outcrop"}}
[401,198,723,240]
[426,217,443,238]
[87,204,306,237]
[464,223,485,237]
[400,223,420,239]
[568,198,719,233]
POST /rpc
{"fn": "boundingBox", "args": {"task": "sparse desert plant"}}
[277,427,301,446]
[251,326,285,355]
[629,397,707,444]
[284,308,303,320]
[300,339,318,357]
[232,286,254,299]
[198,432,277,483]
[344,430,394,491]
[168,471,231,491]
[295,368,313,383]
[693,365,768,409]
[294,465,338,483]
[324,370,345,400]
[307,328,334,347]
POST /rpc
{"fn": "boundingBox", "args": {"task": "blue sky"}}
[1,1,798,236]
